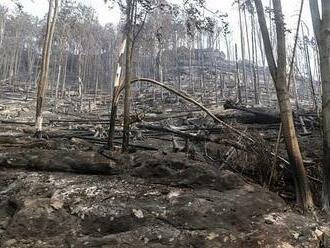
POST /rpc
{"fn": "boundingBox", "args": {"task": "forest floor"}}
[0,86,329,247]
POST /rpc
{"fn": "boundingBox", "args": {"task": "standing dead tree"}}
[108,39,126,149]
[309,0,330,213]
[105,0,151,151]
[254,0,314,210]
[35,0,59,138]
[237,0,247,102]
[121,0,134,152]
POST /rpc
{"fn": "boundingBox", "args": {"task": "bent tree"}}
[35,0,59,137]
[254,0,313,210]
[309,0,330,212]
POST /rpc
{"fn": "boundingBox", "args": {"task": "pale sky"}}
[2,0,315,48]
[2,0,120,24]
[2,0,312,26]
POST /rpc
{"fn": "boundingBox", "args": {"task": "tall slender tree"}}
[255,0,313,210]
[35,0,59,138]
[237,0,247,102]
[309,0,330,212]
[122,0,134,151]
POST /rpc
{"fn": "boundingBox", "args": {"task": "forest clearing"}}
[0,0,330,247]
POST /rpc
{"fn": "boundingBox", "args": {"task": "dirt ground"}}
[0,88,329,247]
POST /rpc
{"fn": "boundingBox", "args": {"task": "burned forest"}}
[1,0,330,247]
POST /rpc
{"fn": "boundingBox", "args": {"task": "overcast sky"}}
[2,0,315,46]
[2,1,313,25]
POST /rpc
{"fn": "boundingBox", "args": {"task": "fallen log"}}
[223,100,319,129]
[0,136,57,150]
[0,120,35,126]
[0,149,119,175]
[22,128,95,138]
[223,100,281,124]
[74,136,159,151]
[136,123,246,151]
[49,119,109,124]
[143,112,199,122]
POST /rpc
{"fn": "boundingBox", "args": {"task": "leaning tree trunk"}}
[255,0,313,210]
[35,0,59,137]
[309,0,330,212]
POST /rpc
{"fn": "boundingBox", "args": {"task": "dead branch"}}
[136,123,246,151]
[116,78,255,143]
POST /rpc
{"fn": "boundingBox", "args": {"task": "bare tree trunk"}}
[13,46,20,85]
[0,14,5,46]
[54,64,61,109]
[251,11,259,105]
[235,43,242,103]
[309,0,330,212]
[253,15,260,103]
[292,67,300,111]
[224,33,231,62]
[50,53,56,98]
[175,30,181,91]
[238,0,247,102]
[61,51,68,98]
[199,32,204,99]
[243,5,254,102]
[78,77,83,111]
[77,53,83,112]
[255,0,313,210]
[8,47,15,85]
[122,0,134,152]
[243,6,252,75]
[94,75,99,103]
[108,39,126,149]
[156,29,164,100]
[189,38,194,95]
[301,24,319,113]
[35,0,59,137]
[287,0,304,89]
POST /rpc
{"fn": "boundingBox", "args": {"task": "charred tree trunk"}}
[251,11,259,105]
[255,0,313,210]
[301,24,319,113]
[238,0,247,102]
[122,0,134,152]
[235,43,242,103]
[35,0,59,137]
[108,39,126,149]
[309,0,330,212]
[61,51,68,98]
[156,28,164,100]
